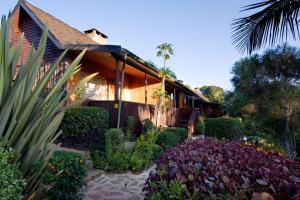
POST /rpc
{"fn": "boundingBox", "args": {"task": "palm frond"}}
[232,0,300,54]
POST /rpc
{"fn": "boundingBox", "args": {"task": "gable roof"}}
[20,0,97,47]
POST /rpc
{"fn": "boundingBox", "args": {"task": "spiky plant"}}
[232,0,300,54]
[0,16,96,197]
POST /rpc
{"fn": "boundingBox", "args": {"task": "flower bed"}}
[144,138,300,200]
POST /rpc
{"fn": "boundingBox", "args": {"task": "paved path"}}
[83,165,156,200]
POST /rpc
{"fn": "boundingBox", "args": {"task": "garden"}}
[1,0,300,199]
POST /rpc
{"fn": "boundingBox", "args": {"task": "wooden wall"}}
[10,6,63,66]
[84,100,177,133]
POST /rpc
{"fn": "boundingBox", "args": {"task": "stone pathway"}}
[83,165,156,200]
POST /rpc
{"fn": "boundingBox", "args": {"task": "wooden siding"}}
[10,6,66,89]
[10,7,63,65]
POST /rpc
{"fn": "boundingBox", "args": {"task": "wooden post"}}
[145,73,150,119]
[117,53,127,129]
[144,73,148,105]
[115,58,120,101]
[173,88,176,108]
[192,97,195,108]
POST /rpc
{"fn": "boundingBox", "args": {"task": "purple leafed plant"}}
[144,138,300,200]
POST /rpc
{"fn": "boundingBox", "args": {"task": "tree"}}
[230,45,300,158]
[232,0,300,54]
[155,43,174,127]
[200,86,225,103]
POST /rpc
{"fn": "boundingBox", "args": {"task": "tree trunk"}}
[284,107,293,159]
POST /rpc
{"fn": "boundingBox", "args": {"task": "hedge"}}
[59,107,109,150]
[156,127,188,150]
[205,117,242,140]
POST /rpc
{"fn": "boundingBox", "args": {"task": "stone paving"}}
[83,165,156,200]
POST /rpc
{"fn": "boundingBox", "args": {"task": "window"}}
[83,76,107,100]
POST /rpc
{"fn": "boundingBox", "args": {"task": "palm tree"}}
[155,43,174,127]
[232,0,300,54]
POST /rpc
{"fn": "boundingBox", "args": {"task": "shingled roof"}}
[21,0,97,46]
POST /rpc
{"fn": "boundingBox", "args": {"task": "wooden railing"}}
[83,100,177,132]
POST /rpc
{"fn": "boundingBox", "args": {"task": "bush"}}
[126,116,136,141]
[205,117,243,140]
[105,128,124,157]
[145,138,300,200]
[142,119,155,134]
[59,107,109,150]
[43,151,87,200]
[156,127,188,150]
[91,129,160,172]
[0,144,25,200]
[196,117,205,135]
[130,129,160,171]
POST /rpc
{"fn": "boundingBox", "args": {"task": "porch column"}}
[144,73,148,105]
[114,58,120,101]
[145,73,150,118]
[192,97,195,108]
[173,88,176,108]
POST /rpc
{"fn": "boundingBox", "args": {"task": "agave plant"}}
[0,16,96,197]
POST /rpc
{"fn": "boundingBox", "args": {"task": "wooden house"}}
[9,0,223,135]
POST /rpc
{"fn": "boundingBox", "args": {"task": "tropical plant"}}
[155,43,174,127]
[232,0,300,54]
[0,16,95,197]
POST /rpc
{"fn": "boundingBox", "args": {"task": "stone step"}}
[85,159,94,170]
[85,169,104,184]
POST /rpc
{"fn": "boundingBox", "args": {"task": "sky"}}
[0,0,298,91]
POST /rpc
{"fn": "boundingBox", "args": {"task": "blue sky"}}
[1,0,298,90]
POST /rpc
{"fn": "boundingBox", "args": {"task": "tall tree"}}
[155,43,174,127]
[231,45,300,158]
[200,86,225,103]
[232,0,300,54]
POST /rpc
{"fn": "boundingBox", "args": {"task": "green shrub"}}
[105,128,124,157]
[59,107,109,150]
[43,151,87,200]
[142,118,155,134]
[130,129,160,171]
[126,116,136,141]
[156,127,188,150]
[92,129,161,172]
[205,117,243,140]
[0,144,25,200]
[108,150,132,172]
[196,117,205,135]
[60,106,108,135]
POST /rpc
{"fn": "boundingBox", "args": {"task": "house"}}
[9,0,223,135]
